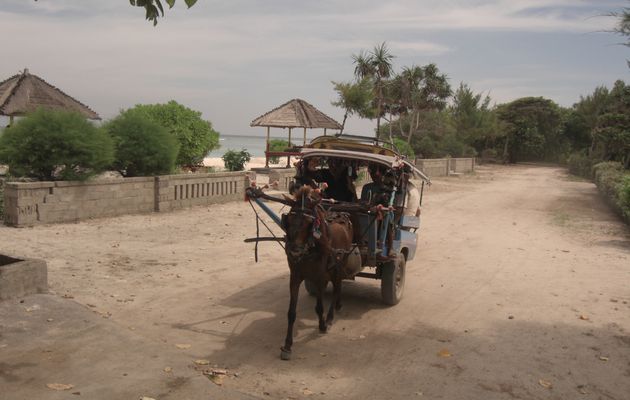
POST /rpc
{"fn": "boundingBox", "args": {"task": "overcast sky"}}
[1,0,628,136]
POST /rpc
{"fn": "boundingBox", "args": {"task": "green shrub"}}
[222,149,251,171]
[392,138,415,159]
[593,162,623,198]
[105,111,179,177]
[0,109,114,181]
[0,179,4,219]
[127,101,219,168]
[619,175,630,220]
[592,161,630,222]
[567,151,595,179]
[268,139,289,164]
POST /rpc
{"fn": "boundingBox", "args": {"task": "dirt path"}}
[1,164,629,399]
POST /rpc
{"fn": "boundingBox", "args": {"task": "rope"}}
[247,199,285,263]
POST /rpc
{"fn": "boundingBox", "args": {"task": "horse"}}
[279,186,354,360]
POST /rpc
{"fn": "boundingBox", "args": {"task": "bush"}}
[105,111,179,177]
[567,151,595,179]
[592,161,630,222]
[620,175,630,220]
[268,139,289,164]
[0,109,114,181]
[222,149,251,171]
[127,101,220,168]
[393,138,415,159]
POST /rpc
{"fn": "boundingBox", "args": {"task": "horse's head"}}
[282,186,323,261]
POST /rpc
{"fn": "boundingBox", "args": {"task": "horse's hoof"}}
[280,347,292,360]
[335,303,342,311]
[319,325,328,334]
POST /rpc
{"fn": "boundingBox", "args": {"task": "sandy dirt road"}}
[1,164,629,399]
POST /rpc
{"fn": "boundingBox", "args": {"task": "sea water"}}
[207,134,323,157]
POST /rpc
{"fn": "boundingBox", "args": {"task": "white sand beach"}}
[203,156,295,171]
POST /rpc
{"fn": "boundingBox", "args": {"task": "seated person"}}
[404,179,421,217]
[361,163,389,205]
[292,157,333,193]
[324,159,358,203]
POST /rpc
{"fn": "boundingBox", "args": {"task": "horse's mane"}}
[294,185,313,200]
[293,185,321,209]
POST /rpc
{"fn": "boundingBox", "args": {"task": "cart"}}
[245,134,430,305]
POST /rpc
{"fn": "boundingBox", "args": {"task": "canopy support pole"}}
[8,116,14,127]
[324,128,327,136]
[303,127,307,146]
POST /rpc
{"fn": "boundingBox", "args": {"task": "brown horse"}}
[280,186,354,360]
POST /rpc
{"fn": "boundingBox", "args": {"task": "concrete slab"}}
[0,294,257,400]
[0,255,47,301]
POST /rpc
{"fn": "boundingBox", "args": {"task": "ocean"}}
[208,135,269,157]
[207,134,323,157]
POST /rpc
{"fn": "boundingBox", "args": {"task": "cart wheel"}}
[304,280,326,296]
[381,253,406,305]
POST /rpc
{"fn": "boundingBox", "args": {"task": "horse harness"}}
[284,205,354,272]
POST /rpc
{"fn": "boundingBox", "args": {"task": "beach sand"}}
[203,156,295,171]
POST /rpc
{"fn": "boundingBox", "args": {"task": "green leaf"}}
[185,0,198,8]
[166,0,176,8]
[155,0,165,16]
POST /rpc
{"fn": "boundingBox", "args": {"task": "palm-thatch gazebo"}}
[250,98,342,167]
[0,69,100,126]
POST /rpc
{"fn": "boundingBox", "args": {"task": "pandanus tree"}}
[394,64,451,144]
[352,43,394,137]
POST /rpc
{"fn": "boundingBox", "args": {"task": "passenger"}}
[324,159,357,203]
[292,157,332,193]
[404,179,421,217]
[360,163,388,205]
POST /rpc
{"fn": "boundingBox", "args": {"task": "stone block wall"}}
[3,172,248,227]
[415,159,450,177]
[450,158,475,173]
[414,158,475,178]
[268,168,295,191]
[156,172,247,212]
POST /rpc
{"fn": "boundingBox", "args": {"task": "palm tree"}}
[352,42,394,137]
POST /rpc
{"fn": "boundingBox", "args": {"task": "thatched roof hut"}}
[0,69,100,123]
[250,99,342,167]
[251,98,341,130]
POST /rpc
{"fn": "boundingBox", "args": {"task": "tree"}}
[592,80,630,168]
[105,111,179,176]
[450,83,501,152]
[393,64,451,145]
[497,97,564,163]
[129,0,198,26]
[127,101,220,168]
[0,109,114,180]
[331,79,374,133]
[352,42,394,136]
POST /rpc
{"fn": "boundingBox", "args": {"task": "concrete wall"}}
[415,158,450,177]
[450,158,475,173]
[3,172,248,227]
[414,158,475,178]
[268,168,295,191]
[156,172,247,212]
[0,255,48,300]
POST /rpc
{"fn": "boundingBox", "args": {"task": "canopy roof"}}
[300,148,431,183]
[250,98,341,129]
[0,69,100,120]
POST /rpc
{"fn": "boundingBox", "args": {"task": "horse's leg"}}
[281,272,301,360]
[326,276,342,329]
[316,282,327,333]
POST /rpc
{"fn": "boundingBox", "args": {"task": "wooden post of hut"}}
[287,127,292,167]
[265,126,271,168]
